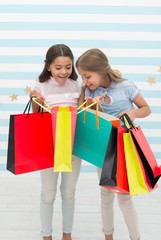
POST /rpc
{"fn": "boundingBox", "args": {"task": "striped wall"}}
[0,0,161,173]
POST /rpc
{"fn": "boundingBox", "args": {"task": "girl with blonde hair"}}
[76,48,151,240]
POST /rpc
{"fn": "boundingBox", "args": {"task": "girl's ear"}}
[47,66,51,71]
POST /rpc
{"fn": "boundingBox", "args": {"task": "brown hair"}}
[76,48,126,83]
[39,44,77,82]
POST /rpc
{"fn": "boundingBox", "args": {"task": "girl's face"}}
[47,56,72,84]
[77,67,108,89]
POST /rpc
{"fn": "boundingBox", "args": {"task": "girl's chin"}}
[88,85,96,90]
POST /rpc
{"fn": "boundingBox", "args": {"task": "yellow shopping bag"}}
[123,133,149,196]
[51,106,77,172]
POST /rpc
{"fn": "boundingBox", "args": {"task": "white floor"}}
[0,170,161,240]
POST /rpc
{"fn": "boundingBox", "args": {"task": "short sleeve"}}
[126,82,139,101]
[31,81,43,95]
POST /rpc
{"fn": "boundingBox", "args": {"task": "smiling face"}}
[47,56,72,84]
[77,67,108,89]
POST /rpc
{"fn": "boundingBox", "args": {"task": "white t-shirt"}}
[31,77,81,109]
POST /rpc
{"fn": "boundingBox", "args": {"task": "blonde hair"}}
[76,48,126,83]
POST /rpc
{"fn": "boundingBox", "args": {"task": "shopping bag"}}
[123,132,149,195]
[131,135,158,193]
[73,108,119,168]
[122,113,161,189]
[32,98,95,172]
[7,98,54,175]
[99,126,117,186]
[51,106,77,172]
[99,126,129,194]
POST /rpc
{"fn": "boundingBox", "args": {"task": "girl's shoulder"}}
[110,79,136,89]
[32,79,49,87]
[31,79,51,95]
[31,80,42,90]
[110,80,139,101]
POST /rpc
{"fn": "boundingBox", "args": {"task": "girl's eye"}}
[56,68,61,70]
[66,67,71,70]
[86,76,90,79]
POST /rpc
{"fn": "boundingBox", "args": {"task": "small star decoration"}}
[147,76,156,85]
[24,86,31,94]
[10,93,18,101]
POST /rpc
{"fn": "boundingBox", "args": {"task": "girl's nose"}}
[61,68,67,74]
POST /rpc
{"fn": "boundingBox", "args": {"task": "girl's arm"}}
[29,90,45,113]
[78,85,86,107]
[119,93,151,122]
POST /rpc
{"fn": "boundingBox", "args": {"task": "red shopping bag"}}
[115,126,129,193]
[122,113,161,189]
[7,98,54,174]
[99,126,129,194]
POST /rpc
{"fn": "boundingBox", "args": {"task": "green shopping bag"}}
[73,108,119,168]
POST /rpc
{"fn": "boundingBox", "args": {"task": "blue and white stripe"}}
[0,0,161,172]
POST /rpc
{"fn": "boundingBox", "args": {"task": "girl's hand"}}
[29,90,45,113]
[87,94,105,105]
[30,90,45,105]
[119,109,136,123]
[86,97,95,105]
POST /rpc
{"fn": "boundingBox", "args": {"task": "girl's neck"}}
[100,75,111,88]
[49,76,68,85]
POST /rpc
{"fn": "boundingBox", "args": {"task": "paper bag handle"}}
[83,100,105,130]
[32,98,97,115]
[32,97,52,113]
[120,113,135,132]
[77,100,97,114]
[23,96,43,118]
